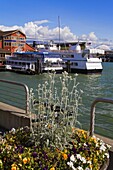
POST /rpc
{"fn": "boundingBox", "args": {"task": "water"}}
[0,62,113,138]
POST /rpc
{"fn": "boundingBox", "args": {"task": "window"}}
[19,43,24,47]
[11,43,18,47]
[74,63,78,66]
[11,36,16,40]
[71,55,74,58]
[4,42,11,46]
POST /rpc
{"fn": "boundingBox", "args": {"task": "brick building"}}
[0,29,35,69]
[0,29,34,53]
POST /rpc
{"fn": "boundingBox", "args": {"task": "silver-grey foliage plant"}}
[29,71,83,150]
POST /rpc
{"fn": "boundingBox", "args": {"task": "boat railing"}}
[0,79,29,115]
[6,57,37,61]
[89,97,113,137]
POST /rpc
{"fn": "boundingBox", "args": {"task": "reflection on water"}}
[0,62,113,138]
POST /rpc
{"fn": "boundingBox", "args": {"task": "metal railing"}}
[90,97,113,137]
[0,79,29,114]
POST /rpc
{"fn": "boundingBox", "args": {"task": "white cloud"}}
[0,20,113,50]
[0,25,23,31]
[79,32,98,42]
[23,21,78,42]
[88,32,98,41]
[33,20,49,25]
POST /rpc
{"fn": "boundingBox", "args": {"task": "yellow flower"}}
[93,138,97,143]
[0,159,3,165]
[27,157,30,163]
[23,157,28,164]
[64,149,68,153]
[62,153,68,160]
[96,150,99,156]
[83,134,87,139]
[11,167,16,170]
[78,129,84,133]
[89,164,93,169]
[0,159,3,168]
[11,164,17,170]
[50,167,55,170]
[93,158,98,164]
[18,154,22,159]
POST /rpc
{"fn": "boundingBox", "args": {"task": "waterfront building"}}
[0,29,35,54]
[0,29,35,69]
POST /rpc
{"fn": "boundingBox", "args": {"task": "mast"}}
[58,16,61,51]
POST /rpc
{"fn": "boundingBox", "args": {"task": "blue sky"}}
[0,0,113,49]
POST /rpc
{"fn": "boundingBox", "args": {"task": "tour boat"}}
[5,51,63,74]
[61,43,103,74]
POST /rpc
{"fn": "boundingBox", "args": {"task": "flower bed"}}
[0,127,110,170]
[0,72,111,170]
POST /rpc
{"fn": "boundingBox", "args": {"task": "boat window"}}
[74,63,78,66]
[62,54,74,58]
[71,55,74,58]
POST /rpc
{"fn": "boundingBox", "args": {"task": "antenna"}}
[58,16,61,50]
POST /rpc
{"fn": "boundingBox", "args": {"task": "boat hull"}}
[63,68,103,74]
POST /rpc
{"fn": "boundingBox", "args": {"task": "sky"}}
[0,0,113,50]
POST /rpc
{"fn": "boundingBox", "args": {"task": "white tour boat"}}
[61,43,103,74]
[5,51,63,74]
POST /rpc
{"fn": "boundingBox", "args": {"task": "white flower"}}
[72,166,76,170]
[104,153,109,159]
[67,161,74,167]
[70,155,75,162]
[83,143,87,147]
[106,144,111,149]
[76,154,86,163]
[10,128,16,134]
[67,155,77,170]
[81,157,86,164]
[77,166,83,170]
[96,143,99,147]
[67,161,76,170]
[76,154,82,160]
[87,160,92,164]
[100,143,106,151]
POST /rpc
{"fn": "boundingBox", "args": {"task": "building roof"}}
[0,29,26,37]
[25,43,35,51]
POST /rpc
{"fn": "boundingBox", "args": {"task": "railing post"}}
[90,102,96,136]
[23,84,30,115]
[0,79,30,115]
[89,97,113,136]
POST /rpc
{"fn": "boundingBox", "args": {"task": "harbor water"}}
[0,62,113,138]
